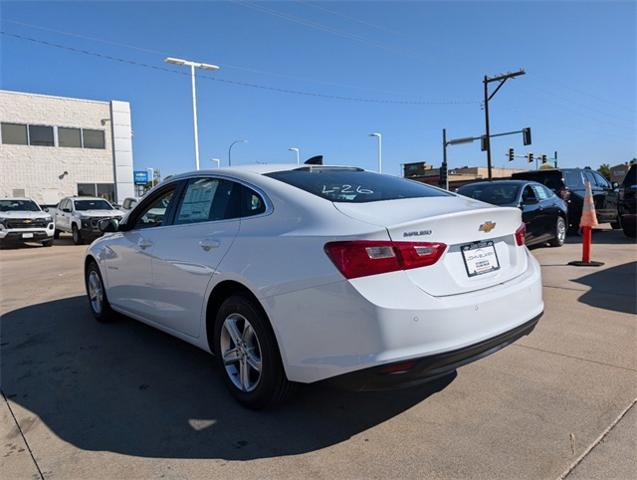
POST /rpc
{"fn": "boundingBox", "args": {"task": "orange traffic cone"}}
[569,180,604,267]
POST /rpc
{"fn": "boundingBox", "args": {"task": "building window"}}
[1,123,28,145]
[77,183,97,197]
[58,127,82,148]
[28,125,55,146]
[96,184,115,203]
[82,129,105,149]
[78,183,115,203]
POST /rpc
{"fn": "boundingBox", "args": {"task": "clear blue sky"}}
[1,1,635,177]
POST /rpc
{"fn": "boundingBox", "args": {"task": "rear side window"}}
[266,168,449,203]
[531,184,550,200]
[457,183,520,205]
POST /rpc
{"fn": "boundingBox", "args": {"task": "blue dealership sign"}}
[134,170,149,184]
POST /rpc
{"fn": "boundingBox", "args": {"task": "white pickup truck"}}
[51,196,125,245]
[0,197,55,247]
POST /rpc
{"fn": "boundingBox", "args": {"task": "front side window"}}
[266,168,449,203]
[592,172,610,189]
[1,123,28,145]
[583,170,597,188]
[563,170,583,189]
[59,127,82,147]
[0,199,41,212]
[74,199,113,211]
[83,129,105,149]
[134,189,175,229]
[28,125,54,146]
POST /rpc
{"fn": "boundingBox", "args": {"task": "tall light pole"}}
[288,147,300,165]
[147,167,155,187]
[165,57,220,171]
[211,158,220,168]
[369,132,382,173]
[228,139,247,166]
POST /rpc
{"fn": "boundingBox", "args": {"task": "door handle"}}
[199,239,220,251]
[137,238,153,250]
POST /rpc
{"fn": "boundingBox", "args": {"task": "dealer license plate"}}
[22,233,34,239]
[461,241,500,277]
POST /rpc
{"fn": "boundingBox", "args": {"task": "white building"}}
[0,90,135,205]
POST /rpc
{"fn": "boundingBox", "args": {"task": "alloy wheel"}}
[220,313,263,392]
[87,270,104,315]
[557,217,566,244]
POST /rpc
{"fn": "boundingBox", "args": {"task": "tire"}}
[54,229,60,239]
[549,217,567,247]
[214,294,293,409]
[85,261,116,322]
[41,239,53,247]
[72,224,84,245]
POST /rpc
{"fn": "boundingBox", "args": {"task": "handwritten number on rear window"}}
[321,184,374,195]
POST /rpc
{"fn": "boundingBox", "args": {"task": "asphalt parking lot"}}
[1,229,635,480]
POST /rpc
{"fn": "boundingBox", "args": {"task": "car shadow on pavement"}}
[572,261,637,315]
[0,296,454,460]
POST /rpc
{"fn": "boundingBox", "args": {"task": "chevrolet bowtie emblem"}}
[24,219,32,223]
[479,221,496,233]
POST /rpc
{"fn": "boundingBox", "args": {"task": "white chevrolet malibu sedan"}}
[85,164,543,408]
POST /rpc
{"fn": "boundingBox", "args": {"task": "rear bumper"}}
[266,249,543,384]
[326,312,541,391]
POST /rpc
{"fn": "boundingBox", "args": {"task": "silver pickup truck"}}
[0,197,55,247]
[50,196,124,245]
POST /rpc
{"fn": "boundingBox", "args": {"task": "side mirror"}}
[44,207,49,212]
[62,208,71,213]
[98,218,119,233]
[612,182,619,189]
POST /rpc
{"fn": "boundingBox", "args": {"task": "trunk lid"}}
[334,196,528,296]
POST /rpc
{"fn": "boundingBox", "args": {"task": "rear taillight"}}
[515,223,526,246]
[324,240,447,279]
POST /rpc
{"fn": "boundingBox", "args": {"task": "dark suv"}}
[512,168,619,232]
[618,164,636,238]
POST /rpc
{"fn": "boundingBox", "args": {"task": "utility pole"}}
[483,69,526,179]
[441,128,448,190]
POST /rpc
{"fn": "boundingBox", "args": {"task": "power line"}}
[231,0,427,62]
[1,31,477,106]
[294,0,406,38]
[3,18,433,97]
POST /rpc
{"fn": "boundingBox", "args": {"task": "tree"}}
[597,163,611,180]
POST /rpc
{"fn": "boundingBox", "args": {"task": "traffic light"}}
[480,135,488,152]
[528,152,534,163]
[439,162,448,189]
[522,127,532,146]
[541,154,547,164]
[508,148,515,161]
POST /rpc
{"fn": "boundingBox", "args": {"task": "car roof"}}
[68,196,109,201]
[0,197,36,202]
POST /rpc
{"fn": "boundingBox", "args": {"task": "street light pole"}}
[288,147,300,165]
[228,139,247,166]
[369,132,382,173]
[211,158,220,168]
[147,167,155,187]
[165,57,220,171]
[442,129,448,190]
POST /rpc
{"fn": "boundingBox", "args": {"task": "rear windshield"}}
[457,183,521,205]
[0,200,40,212]
[74,199,113,211]
[265,169,450,203]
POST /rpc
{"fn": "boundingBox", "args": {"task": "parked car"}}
[51,196,124,245]
[0,197,55,247]
[120,197,139,212]
[457,180,568,248]
[512,168,619,232]
[617,164,637,238]
[84,165,543,408]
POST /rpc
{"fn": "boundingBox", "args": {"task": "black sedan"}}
[457,180,568,247]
